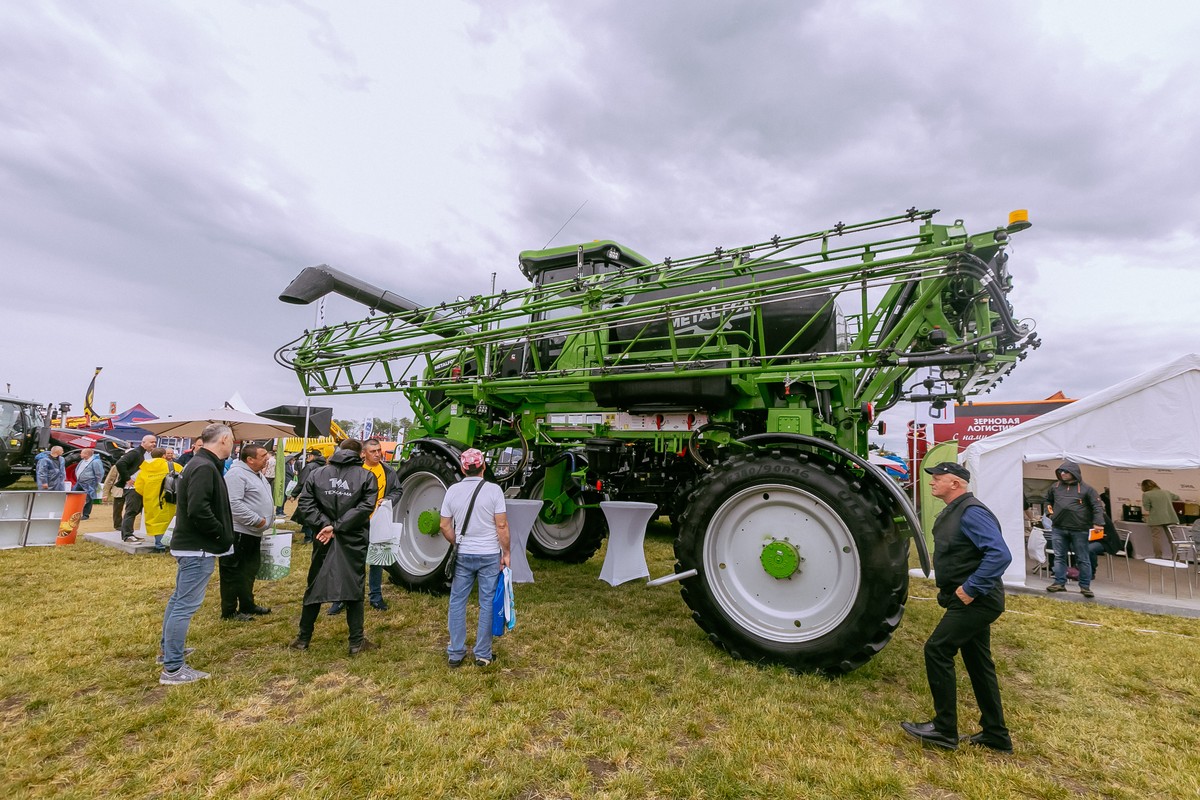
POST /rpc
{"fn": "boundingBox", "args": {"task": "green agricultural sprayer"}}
[276,207,1037,673]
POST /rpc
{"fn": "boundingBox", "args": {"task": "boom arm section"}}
[276,210,1036,422]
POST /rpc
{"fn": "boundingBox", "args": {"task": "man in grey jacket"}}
[218,444,275,619]
[35,446,66,490]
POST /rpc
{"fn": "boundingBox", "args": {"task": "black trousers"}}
[111,495,124,529]
[298,600,364,646]
[925,589,1010,743]
[120,489,143,536]
[218,533,262,615]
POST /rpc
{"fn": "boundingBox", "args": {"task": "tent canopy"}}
[961,353,1200,586]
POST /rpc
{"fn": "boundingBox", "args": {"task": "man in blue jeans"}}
[439,448,509,667]
[158,423,235,685]
[1044,460,1105,599]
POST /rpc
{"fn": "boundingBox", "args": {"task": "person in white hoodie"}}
[218,444,275,620]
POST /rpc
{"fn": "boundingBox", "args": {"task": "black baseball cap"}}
[924,461,971,481]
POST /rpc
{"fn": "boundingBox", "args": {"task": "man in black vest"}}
[902,461,1013,753]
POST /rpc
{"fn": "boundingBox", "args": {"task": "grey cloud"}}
[469,0,1200,257]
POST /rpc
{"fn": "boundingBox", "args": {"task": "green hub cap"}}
[759,539,801,579]
[417,508,441,536]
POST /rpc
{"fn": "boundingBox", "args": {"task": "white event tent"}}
[961,353,1200,587]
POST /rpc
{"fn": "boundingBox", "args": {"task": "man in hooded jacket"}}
[290,440,378,655]
[1044,460,1105,598]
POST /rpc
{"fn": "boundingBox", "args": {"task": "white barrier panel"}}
[0,492,33,549]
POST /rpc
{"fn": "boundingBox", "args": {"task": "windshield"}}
[0,401,19,440]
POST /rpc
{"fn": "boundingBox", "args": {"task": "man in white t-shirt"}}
[440,448,509,668]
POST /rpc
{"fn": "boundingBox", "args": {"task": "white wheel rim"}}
[395,470,452,576]
[702,482,861,643]
[527,477,585,552]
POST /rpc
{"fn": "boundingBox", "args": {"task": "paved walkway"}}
[82,529,164,555]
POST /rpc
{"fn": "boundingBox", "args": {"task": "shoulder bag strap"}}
[458,480,487,541]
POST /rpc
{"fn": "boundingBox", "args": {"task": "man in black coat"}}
[158,423,235,685]
[116,434,157,542]
[290,440,378,655]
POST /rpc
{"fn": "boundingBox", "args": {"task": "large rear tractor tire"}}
[389,453,461,593]
[675,450,910,674]
[521,468,607,563]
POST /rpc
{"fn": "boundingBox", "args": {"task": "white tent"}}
[961,353,1200,586]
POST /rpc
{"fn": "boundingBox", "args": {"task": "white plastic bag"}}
[1027,526,1047,565]
[367,500,399,566]
[257,532,292,580]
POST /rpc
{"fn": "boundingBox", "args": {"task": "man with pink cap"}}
[439,448,510,667]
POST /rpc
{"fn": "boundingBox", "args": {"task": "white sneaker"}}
[155,647,195,665]
[159,665,211,685]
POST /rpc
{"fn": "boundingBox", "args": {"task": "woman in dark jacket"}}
[290,442,378,655]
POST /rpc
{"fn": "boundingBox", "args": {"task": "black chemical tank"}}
[520,242,838,410]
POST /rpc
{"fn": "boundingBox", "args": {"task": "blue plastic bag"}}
[492,567,514,636]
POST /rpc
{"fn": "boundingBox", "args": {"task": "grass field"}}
[2,505,1200,799]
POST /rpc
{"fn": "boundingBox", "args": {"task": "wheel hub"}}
[417,508,441,536]
[759,539,801,579]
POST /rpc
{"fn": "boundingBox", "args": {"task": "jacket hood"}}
[140,458,170,478]
[329,449,363,467]
[1055,460,1082,482]
[229,459,263,478]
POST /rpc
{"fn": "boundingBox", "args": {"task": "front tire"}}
[675,450,910,674]
[390,453,461,593]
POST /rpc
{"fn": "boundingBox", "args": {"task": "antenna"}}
[542,199,589,249]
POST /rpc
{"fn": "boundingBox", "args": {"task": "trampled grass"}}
[2,517,1200,799]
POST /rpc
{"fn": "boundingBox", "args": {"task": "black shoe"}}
[327,603,344,616]
[1080,587,1094,598]
[151,547,168,554]
[900,721,958,750]
[221,612,254,622]
[121,535,139,542]
[245,606,272,615]
[474,656,494,667]
[370,599,389,611]
[960,732,1013,754]
[448,657,465,668]
[288,637,310,651]
[1046,583,1066,593]
[348,639,377,656]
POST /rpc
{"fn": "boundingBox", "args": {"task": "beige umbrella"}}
[140,408,296,440]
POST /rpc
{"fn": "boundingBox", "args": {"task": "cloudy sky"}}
[3,1,1198,443]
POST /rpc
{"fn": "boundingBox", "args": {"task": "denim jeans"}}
[1051,527,1092,589]
[78,488,95,519]
[447,552,501,661]
[368,565,383,604]
[161,556,216,670]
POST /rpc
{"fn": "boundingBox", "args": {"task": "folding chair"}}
[1103,528,1133,582]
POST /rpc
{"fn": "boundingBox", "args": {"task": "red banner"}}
[932,399,1074,445]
